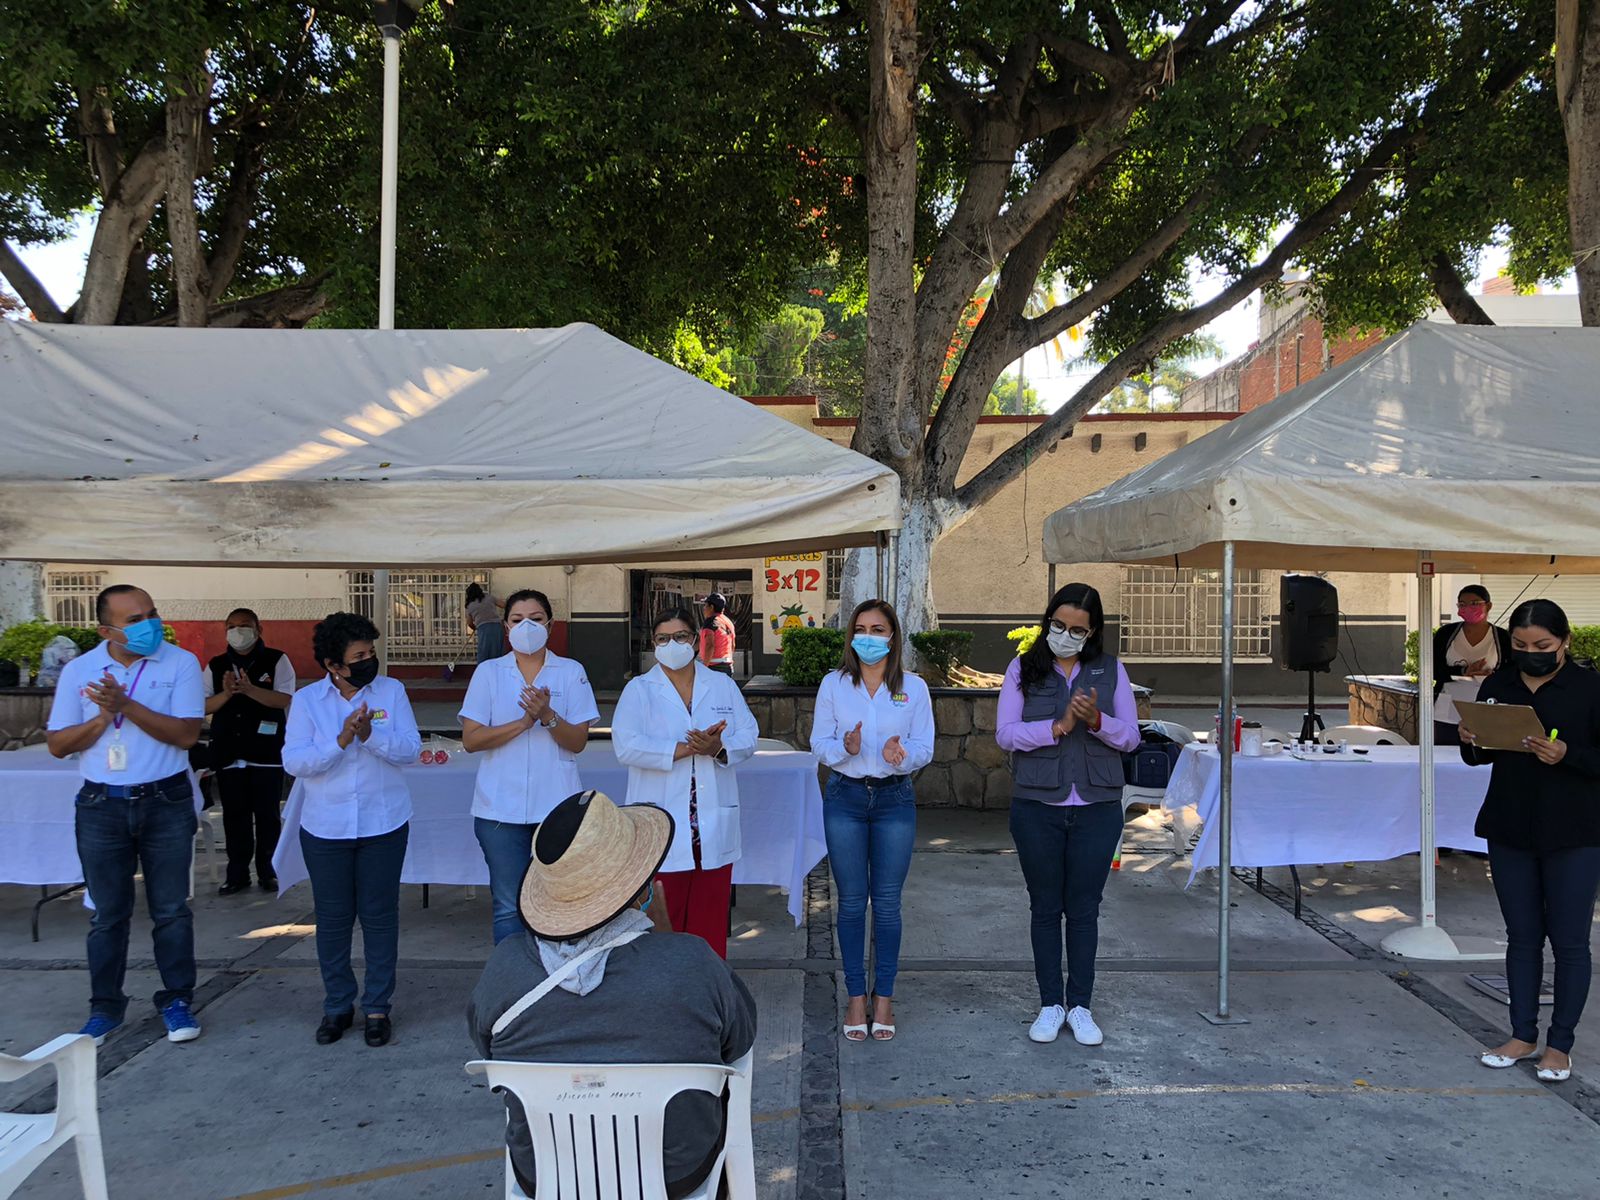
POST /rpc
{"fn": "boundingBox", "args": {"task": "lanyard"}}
[112,660,149,732]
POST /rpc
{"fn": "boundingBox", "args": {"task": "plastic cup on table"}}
[420,748,436,765]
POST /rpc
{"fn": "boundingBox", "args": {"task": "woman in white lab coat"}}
[612,607,759,958]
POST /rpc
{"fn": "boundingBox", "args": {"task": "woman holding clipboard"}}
[1462,599,1600,1082]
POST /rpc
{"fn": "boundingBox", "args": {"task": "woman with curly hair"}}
[283,612,421,1047]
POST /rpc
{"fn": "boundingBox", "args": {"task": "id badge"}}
[258,721,279,736]
[107,741,128,772]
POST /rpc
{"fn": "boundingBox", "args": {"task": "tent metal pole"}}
[377,30,401,332]
[876,532,887,600]
[888,531,900,608]
[1204,540,1248,1024]
[1379,555,1499,960]
[373,569,391,670]
[1417,555,1438,929]
[1048,563,1057,599]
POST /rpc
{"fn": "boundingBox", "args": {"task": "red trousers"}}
[658,863,734,959]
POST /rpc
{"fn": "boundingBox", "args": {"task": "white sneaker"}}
[1029,1005,1067,1043]
[1066,1006,1104,1046]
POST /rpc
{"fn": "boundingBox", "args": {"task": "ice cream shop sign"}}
[762,553,831,654]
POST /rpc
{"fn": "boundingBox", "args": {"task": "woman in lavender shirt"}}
[995,583,1139,1048]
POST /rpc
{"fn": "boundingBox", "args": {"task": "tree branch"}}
[1026,124,1272,347]
[1088,3,1128,58]
[1039,32,1132,84]
[75,135,170,325]
[956,124,1424,513]
[1428,253,1494,324]
[165,66,214,327]
[0,241,67,322]
[77,86,124,201]
[206,124,267,304]
[144,274,330,328]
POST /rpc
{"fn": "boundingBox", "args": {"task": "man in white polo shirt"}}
[47,584,206,1046]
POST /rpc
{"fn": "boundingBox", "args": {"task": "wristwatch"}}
[540,715,559,729]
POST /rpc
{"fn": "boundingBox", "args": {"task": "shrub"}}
[0,621,63,679]
[1007,624,1040,657]
[778,627,846,687]
[910,629,973,683]
[0,620,175,681]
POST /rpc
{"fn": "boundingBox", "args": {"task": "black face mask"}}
[342,658,380,689]
[1511,649,1562,678]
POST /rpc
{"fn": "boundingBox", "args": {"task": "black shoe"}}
[258,876,277,892]
[316,1011,354,1045]
[218,881,251,896]
[364,1014,392,1047]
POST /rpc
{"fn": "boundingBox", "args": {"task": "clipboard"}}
[1455,701,1548,752]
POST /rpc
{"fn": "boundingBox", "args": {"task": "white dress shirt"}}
[810,669,935,779]
[282,674,420,839]
[457,651,601,823]
[48,640,205,784]
[611,663,760,873]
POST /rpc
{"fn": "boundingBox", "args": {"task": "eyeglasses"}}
[1048,620,1091,638]
[652,631,696,646]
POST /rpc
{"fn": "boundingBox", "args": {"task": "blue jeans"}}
[475,817,538,945]
[300,823,409,1017]
[74,774,198,1020]
[1489,841,1600,1054]
[1009,798,1124,1010]
[824,774,917,998]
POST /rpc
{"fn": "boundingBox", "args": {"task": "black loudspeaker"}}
[1279,574,1339,672]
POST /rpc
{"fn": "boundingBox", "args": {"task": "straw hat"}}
[518,791,674,940]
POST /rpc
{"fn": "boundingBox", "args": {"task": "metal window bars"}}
[347,569,489,663]
[1119,566,1273,660]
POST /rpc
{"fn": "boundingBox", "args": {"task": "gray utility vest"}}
[1011,655,1125,805]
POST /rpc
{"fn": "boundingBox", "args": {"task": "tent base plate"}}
[1198,1010,1251,1026]
[1380,923,1503,961]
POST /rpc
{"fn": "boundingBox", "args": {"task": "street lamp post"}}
[369,2,421,665]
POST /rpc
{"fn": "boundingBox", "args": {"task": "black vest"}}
[207,644,289,766]
[1010,654,1125,804]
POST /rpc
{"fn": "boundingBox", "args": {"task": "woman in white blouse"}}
[459,589,600,944]
[810,600,934,1042]
[612,607,759,958]
[283,612,421,1048]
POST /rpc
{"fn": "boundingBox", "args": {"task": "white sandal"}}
[842,999,869,1042]
[1537,1057,1572,1082]
[1480,1049,1539,1069]
[870,996,896,1042]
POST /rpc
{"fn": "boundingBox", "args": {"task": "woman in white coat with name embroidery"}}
[613,607,759,959]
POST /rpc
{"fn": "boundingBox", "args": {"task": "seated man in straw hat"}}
[468,790,757,1199]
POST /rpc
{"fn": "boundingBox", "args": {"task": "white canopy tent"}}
[0,322,899,567]
[1043,322,1600,1017]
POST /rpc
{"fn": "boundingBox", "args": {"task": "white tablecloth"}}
[272,745,826,925]
[1164,744,1489,886]
[0,744,86,886]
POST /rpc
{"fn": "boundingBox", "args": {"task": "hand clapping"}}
[85,672,130,715]
[843,721,863,756]
[883,735,907,768]
[686,720,727,758]
[1068,687,1101,730]
[340,702,371,747]
[520,685,552,726]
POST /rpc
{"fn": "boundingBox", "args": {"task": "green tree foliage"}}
[985,370,1043,415]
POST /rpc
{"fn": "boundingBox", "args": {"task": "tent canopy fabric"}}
[0,323,899,567]
[1043,323,1600,574]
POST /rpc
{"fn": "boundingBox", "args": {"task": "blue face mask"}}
[639,883,654,913]
[118,617,165,658]
[852,634,892,665]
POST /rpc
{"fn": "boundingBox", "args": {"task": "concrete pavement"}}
[5,809,1600,1199]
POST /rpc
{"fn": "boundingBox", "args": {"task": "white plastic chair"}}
[1321,723,1411,746]
[0,1034,108,1200]
[464,1050,757,1200]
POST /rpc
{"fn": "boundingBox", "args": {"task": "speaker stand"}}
[1299,671,1327,743]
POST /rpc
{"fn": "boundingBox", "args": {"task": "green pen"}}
[1549,728,1560,742]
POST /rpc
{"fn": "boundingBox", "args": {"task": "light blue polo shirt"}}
[48,640,205,784]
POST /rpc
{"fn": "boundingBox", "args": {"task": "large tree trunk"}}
[165,68,214,327]
[857,0,922,485]
[75,141,169,325]
[0,562,44,632]
[1558,0,1600,325]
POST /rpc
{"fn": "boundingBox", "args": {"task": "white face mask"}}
[654,639,696,671]
[508,618,549,655]
[1047,628,1088,658]
[226,626,259,653]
